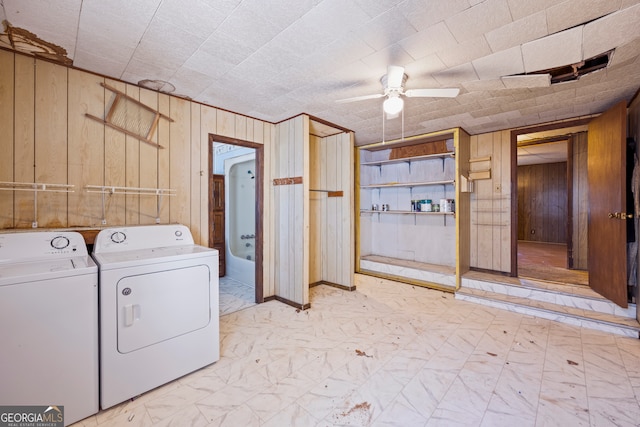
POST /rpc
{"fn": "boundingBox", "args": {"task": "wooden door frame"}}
[208,134,264,304]
[566,135,574,269]
[510,118,591,277]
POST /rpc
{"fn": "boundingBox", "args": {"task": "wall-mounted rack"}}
[85,185,176,225]
[0,181,75,228]
[85,83,174,149]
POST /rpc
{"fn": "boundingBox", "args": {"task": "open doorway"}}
[515,126,589,286]
[209,135,264,316]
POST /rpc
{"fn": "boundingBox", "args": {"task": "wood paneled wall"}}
[272,116,309,307]
[469,130,512,273]
[517,162,568,243]
[309,133,354,288]
[0,50,277,298]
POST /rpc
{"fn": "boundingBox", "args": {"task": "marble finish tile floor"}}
[73,274,640,426]
[219,276,256,315]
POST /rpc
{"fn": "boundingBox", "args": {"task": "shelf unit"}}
[85,185,176,225]
[355,128,470,292]
[0,181,74,228]
[360,180,455,189]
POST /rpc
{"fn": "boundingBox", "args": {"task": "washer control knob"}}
[50,236,70,250]
[110,231,126,244]
[175,230,182,237]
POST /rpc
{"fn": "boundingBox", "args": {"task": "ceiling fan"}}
[336,65,460,116]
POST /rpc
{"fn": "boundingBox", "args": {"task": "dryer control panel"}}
[93,224,195,253]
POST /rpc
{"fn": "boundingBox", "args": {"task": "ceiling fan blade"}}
[404,88,460,98]
[335,93,385,103]
[386,65,405,88]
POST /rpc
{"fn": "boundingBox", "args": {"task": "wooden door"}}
[587,101,628,307]
[210,174,225,277]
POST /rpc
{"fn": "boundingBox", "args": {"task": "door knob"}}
[608,212,634,219]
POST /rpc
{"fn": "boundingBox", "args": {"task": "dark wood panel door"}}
[210,174,225,277]
[588,101,628,307]
[517,162,568,243]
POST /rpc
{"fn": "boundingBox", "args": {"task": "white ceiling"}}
[1,0,640,145]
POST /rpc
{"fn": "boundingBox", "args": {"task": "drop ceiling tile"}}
[355,7,418,51]
[350,0,398,18]
[485,11,548,52]
[360,44,414,70]
[609,40,640,67]
[72,48,130,79]
[232,0,313,30]
[506,0,557,22]
[437,37,492,68]
[324,35,377,66]
[199,32,256,66]
[456,90,493,105]
[329,61,379,87]
[122,57,176,82]
[299,0,372,44]
[79,0,161,35]
[401,0,471,30]
[472,46,524,80]
[433,62,479,86]
[398,22,458,61]
[546,0,622,34]
[170,67,217,99]
[522,26,583,72]
[470,106,504,118]
[214,4,282,51]
[444,0,512,43]
[498,88,539,101]
[462,116,494,128]
[135,17,208,63]
[404,55,448,79]
[503,97,539,111]
[182,49,236,79]
[535,89,576,107]
[538,106,577,122]
[462,79,507,91]
[501,74,551,89]
[154,0,230,38]
[583,3,640,59]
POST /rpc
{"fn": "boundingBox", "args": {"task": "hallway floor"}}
[74,274,640,427]
[518,241,589,286]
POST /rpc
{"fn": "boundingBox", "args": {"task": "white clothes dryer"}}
[0,231,99,426]
[92,224,219,409]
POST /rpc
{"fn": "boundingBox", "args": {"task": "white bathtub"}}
[224,153,256,287]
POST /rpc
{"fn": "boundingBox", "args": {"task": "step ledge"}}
[461,277,636,319]
[456,291,640,339]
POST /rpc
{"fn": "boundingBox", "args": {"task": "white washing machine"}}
[0,231,99,426]
[92,224,219,409]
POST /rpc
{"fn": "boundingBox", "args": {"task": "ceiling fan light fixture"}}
[383,94,404,115]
